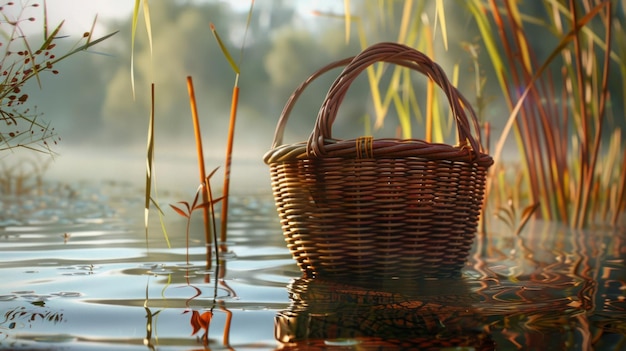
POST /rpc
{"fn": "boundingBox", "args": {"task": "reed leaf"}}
[397,0,414,45]
[210,23,239,75]
[464,0,509,101]
[517,202,540,236]
[142,84,171,249]
[142,0,153,56]
[343,0,350,43]
[434,0,448,51]
[130,0,140,98]
[144,84,155,246]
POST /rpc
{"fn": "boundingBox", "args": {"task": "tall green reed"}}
[467,0,624,227]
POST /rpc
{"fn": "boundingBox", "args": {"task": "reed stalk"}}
[221,82,238,245]
[209,23,238,247]
[210,0,253,245]
[187,76,213,267]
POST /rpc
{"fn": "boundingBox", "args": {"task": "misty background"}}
[7,0,625,193]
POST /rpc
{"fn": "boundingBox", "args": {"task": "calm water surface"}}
[0,181,624,350]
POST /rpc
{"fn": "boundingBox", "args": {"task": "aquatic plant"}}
[169,168,222,267]
[186,75,213,265]
[467,0,624,227]
[0,1,115,154]
[210,22,240,248]
[495,199,540,237]
[133,1,255,259]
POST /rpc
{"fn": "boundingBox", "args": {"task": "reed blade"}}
[210,24,239,75]
[144,84,155,247]
[130,0,141,98]
[343,0,350,43]
[435,0,448,51]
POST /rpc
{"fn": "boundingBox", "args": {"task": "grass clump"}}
[0,1,115,154]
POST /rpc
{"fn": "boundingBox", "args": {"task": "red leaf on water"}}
[189,310,213,336]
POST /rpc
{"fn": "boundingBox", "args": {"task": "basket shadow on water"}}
[264,42,493,279]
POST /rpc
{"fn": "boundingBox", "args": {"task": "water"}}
[0,181,624,350]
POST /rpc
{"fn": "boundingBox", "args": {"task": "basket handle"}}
[272,42,485,158]
[270,56,355,149]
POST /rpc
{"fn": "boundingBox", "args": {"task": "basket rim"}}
[264,138,493,165]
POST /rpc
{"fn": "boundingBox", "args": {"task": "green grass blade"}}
[465,0,508,102]
[143,0,153,56]
[144,84,155,247]
[397,0,413,44]
[130,0,141,99]
[239,0,255,65]
[210,23,239,75]
[435,0,448,51]
[343,0,350,43]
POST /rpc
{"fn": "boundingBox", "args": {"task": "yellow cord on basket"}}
[356,136,374,159]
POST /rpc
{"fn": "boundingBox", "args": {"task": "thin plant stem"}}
[573,1,612,228]
[187,76,212,268]
[211,0,253,244]
[221,79,239,245]
[144,83,155,249]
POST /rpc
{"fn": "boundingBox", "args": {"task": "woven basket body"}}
[264,43,493,279]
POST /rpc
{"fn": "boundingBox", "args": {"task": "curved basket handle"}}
[270,56,355,149]
[308,42,484,158]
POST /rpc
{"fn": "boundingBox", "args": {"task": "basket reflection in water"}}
[264,42,493,278]
[275,278,495,350]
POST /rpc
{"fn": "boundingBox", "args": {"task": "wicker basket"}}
[263,42,493,279]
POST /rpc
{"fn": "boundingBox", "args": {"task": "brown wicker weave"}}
[263,42,493,279]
